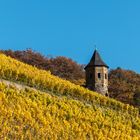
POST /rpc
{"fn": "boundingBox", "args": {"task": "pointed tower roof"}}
[85,50,109,69]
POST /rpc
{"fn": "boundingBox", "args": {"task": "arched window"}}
[105,74,107,79]
[98,73,101,79]
[89,74,93,79]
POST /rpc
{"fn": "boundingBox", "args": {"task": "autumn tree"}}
[109,68,140,105]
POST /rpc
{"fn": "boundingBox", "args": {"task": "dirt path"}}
[0,79,37,91]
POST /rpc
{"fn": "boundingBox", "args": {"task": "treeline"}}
[109,68,140,106]
[1,49,140,106]
[0,49,85,85]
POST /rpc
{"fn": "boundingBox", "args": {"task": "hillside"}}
[0,49,85,85]
[2,49,140,107]
[0,53,140,139]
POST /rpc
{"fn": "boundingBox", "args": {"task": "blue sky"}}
[0,0,140,73]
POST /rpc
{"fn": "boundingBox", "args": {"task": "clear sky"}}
[0,0,140,73]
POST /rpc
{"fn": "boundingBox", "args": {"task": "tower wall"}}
[85,66,108,96]
[94,67,108,95]
[85,67,95,90]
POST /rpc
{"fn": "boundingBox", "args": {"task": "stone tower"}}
[85,49,109,96]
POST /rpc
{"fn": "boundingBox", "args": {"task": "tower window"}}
[89,74,93,79]
[98,73,101,79]
[105,74,107,79]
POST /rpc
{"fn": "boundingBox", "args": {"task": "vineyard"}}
[0,53,140,139]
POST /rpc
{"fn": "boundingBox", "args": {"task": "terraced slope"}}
[0,53,140,139]
[0,53,138,114]
[0,82,140,139]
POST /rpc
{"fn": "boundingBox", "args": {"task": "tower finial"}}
[94,44,97,51]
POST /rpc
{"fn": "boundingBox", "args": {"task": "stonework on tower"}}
[85,49,109,96]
